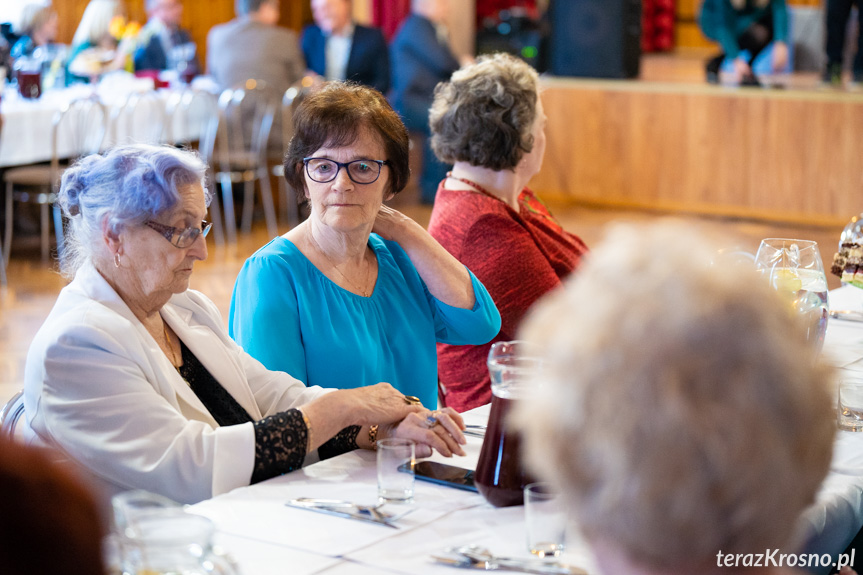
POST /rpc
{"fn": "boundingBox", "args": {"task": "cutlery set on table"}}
[431,544,586,574]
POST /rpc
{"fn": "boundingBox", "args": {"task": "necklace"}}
[446,173,502,202]
[309,232,373,297]
[163,320,181,372]
[447,172,556,223]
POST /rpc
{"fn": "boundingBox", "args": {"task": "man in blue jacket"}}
[302,0,390,94]
[391,0,465,204]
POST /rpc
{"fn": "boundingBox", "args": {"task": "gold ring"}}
[403,395,422,406]
[425,414,438,428]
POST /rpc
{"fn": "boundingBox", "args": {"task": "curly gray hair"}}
[57,144,209,277]
[512,220,835,571]
[429,52,538,171]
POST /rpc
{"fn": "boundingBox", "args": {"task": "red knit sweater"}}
[427,185,588,412]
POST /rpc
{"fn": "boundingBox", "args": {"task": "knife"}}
[431,554,586,574]
[286,499,399,529]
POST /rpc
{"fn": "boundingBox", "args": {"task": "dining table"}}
[185,285,863,575]
[0,74,215,168]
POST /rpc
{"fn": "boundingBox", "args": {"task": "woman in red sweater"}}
[427,53,589,412]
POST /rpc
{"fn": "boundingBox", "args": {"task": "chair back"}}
[0,391,25,441]
[272,84,309,226]
[208,80,277,175]
[164,88,217,147]
[51,97,109,186]
[110,90,168,145]
[271,83,308,177]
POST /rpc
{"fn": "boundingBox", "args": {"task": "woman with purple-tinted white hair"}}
[23,144,465,507]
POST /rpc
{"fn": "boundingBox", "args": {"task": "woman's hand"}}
[380,408,467,458]
[733,57,751,80]
[371,204,417,243]
[342,382,425,426]
[301,383,424,452]
[771,41,789,72]
[372,205,476,310]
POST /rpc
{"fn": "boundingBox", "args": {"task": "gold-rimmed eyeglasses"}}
[145,220,212,248]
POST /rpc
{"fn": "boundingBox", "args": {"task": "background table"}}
[0,76,212,168]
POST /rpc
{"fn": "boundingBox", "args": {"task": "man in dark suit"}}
[302,0,390,94]
[134,0,198,72]
[390,0,464,204]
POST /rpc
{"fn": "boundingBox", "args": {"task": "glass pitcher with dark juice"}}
[475,341,539,507]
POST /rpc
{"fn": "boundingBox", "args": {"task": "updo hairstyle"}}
[57,144,208,276]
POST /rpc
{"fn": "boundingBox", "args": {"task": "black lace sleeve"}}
[317,425,362,461]
[251,409,308,484]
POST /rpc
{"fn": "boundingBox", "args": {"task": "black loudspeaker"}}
[549,0,642,79]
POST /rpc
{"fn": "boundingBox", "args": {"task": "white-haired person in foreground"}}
[513,220,851,575]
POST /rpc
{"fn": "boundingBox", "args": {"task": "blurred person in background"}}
[513,220,840,575]
[302,0,390,93]
[11,2,58,59]
[67,0,127,83]
[134,0,197,73]
[207,0,304,97]
[427,53,588,412]
[822,0,863,87]
[390,0,469,204]
[699,0,789,86]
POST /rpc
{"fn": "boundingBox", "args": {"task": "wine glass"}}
[755,238,829,353]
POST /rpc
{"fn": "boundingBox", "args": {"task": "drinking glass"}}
[377,438,415,502]
[524,482,567,557]
[755,239,829,353]
[839,377,863,431]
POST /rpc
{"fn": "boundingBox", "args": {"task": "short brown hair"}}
[284,82,410,198]
[430,53,538,171]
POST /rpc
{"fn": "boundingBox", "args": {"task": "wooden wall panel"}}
[53,0,311,68]
[532,78,863,226]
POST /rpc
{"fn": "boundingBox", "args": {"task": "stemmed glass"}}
[755,238,829,353]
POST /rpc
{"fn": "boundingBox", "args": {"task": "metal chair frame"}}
[3,97,108,266]
[165,88,225,247]
[270,84,307,227]
[201,80,278,245]
[109,90,168,146]
[0,390,25,440]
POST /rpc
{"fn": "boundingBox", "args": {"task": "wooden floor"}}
[1,50,857,405]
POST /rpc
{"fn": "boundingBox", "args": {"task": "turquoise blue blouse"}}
[229,234,501,409]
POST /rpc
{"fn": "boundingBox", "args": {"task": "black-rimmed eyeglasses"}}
[146,220,212,248]
[303,157,389,185]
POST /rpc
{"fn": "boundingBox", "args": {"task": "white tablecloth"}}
[800,285,863,574]
[190,404,598,575]
[188,287,863,574]
[0,76,212,168]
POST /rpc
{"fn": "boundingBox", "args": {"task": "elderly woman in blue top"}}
[229,82,501,409]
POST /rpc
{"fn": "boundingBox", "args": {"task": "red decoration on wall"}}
[372,0,412,41]
[642,0,675,52]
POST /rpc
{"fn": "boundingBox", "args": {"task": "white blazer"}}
[24,262,328,505]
